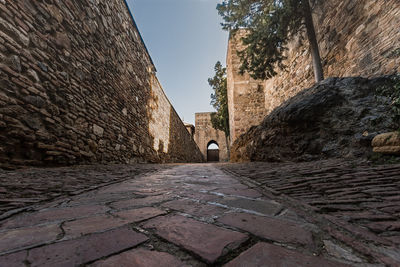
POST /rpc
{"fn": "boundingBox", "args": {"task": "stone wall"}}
[227,0,400,144]
[194,112,228,162]
[226,31,267,144]
[0,0,203,168]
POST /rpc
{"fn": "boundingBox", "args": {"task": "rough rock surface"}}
[231,77,397,162]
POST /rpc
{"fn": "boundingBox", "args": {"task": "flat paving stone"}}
[26,227,148,267]
[90,248,187,267]
[0,164,167,215]
[110,194,174,210]
[162,199,227,218]
[218,213,314,246]
[0,250,27,267]
[142,214,248,263]
[224,242,349,267]
[113,207,166,222]
[214,197,282,216]
[179,190,221,202]
[62,214,128,239]
[0,223,61,253]
[214,188,262,198]
[0,204,109,229]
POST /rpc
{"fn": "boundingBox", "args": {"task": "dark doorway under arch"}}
[207,141,219,162]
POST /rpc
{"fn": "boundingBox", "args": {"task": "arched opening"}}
[207,141,219,162]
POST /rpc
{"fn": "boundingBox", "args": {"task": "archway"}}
[207,140,219,162]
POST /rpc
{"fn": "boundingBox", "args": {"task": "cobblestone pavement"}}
[0,162,399,266]
[0,164,168,217]
[221,159,400,266]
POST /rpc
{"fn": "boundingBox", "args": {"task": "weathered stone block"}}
[92,124,104,137]
[372,132,400,155]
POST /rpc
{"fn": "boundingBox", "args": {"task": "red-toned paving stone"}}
[0,224,60,253]
[0,204,109,229]
[26,227,148,267]
[179,190,221,202]
[162,199,227,218]
[142,214,248,263]
[62,214,128,239]
[110,194,174,210]
[224,242,349,267]
[0,164,167,214]
[0,250,27,267]
[113,207,166,222]
[90,248,187,267]
[214,197,282,216]
[218,213,314,246]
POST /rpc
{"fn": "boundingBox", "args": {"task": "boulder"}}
[372,132,400,155]
[231,76,398,162]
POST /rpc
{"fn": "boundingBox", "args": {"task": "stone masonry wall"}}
[226,31,267,145]
[228,0,400,144]
[194,112,228,162]
[0,0,203,168]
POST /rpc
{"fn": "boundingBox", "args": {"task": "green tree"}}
[208,61,230,148]
[217,0,324,82]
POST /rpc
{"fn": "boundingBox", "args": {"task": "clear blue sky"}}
[126,0,228,125]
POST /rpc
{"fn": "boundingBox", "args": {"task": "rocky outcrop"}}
[231,77,397,162]
[372,132,400,155]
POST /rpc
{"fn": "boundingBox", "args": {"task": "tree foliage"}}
[208,61,230,138]
[217,0,324,82]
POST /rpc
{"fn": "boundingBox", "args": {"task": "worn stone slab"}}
[214,188,262,198]
[0,224,61,253]
[63,215,127,239]
[26,227,148,266]
[0,165,166,215]
[162,199,226,218]
[110,195,174,210]
[179,190,221,202]
[114,207,166,222]
[142,215,248,263]
[0,250,27,267]
[218,213,313,246]
[224,242,349,267]
[90,248,187,267]
[0,204,109,229]
[215,197,282,216]
[366,221,400,233]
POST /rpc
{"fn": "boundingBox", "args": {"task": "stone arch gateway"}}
[194,113,229,162]
[207,140,220,162]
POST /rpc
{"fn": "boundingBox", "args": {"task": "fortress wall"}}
[0,0,203,167]
[227,0,400,144]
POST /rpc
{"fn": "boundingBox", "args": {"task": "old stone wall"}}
[227,31,267,144]
[227,0,400,144]
[194,112,228,162]
[0,0,203,168]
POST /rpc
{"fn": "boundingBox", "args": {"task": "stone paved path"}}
[222,160,400,266]
[0,163,398,266]
[0,164,167,216]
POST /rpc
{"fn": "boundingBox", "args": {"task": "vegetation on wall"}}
[217,0,324,82]
[377,74,400,130]
[208,61,230,140]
